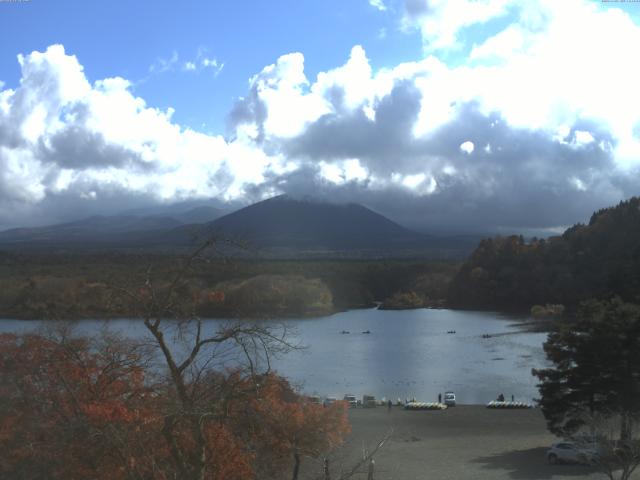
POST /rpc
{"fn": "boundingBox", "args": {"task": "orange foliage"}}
[240,374,351,476]
[0,334,351,480]
[207,289,225,304]
[203,424,255,480]
[0,333,163,480]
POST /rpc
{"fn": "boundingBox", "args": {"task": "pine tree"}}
[533,298,640,438]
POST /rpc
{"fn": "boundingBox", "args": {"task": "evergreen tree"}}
[533,298,640,439]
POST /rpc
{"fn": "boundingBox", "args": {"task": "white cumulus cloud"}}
[2,0,640,234]
[0,45,282,227]
[459,141,474,154]
[403,0,513,51]
[369,0,387,12]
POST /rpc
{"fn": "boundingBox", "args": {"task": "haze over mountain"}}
[148,195,485,257]
[121,202,229,225]
[177,195,426,249]
[0,204,226,250]
[0,195,479,257]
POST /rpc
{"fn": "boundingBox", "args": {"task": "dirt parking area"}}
[303,405,613,480]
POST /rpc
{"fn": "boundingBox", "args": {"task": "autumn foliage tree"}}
[239,374,350,479]
[0,331,350,480]
[0,330,163,479]
[0,239,352,480]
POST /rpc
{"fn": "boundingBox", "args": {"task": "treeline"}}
[448,197,640,310]
[0,253,459,319]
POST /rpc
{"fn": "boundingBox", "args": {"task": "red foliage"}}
[0,333,161,480]
[0,333,351,480]
[207,290,225,304]
[238,374,351,476]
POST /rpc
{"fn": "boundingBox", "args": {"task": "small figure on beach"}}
[497,393,505,402]
[438,393,442,403]
[387,399,392,412]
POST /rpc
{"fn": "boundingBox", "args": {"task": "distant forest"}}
[447,197,640,311]
[0,253,457,320]
[3,197,640,319]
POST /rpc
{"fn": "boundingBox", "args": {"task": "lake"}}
[0,308,548,404]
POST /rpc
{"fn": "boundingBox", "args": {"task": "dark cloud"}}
[36,126,150,171]
[285,81,422,176]
[261,97,638,235]
[227,88,268,143]
[404,0,431,18]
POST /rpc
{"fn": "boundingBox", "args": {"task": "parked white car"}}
[343,394,358,408]
[444,391,456,406]
[546,441,598,465]
[323,396,337,407]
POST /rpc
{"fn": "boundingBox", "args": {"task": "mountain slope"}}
[0,196,479,257]
[0,215,182,248]
[165,195,431,251]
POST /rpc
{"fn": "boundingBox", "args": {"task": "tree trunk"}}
[620,411,631,443]
[194,417,207,480]
[292,452,300,480]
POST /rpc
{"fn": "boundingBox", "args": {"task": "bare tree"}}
[107,238,297,479]
[308,430,393,480]
[574,412,640,480]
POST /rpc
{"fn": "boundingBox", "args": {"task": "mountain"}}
[201,195,424,249]
[0,195,479,257]
[121,203,226,224]
[0,215,182,249]
[163,195,478,256]
[447,196,640,310]
[172,206,225,224]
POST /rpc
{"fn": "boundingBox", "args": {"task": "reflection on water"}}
[0,308,548,404]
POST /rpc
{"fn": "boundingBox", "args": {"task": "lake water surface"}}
[0,308,548,404]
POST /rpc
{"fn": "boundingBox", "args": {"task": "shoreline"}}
[0,304,550,325]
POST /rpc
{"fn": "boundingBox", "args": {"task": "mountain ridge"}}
[0,195,479,258]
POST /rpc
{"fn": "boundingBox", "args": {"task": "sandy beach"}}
[302,405,610,480]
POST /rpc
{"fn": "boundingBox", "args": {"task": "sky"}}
[1,0,640,235]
